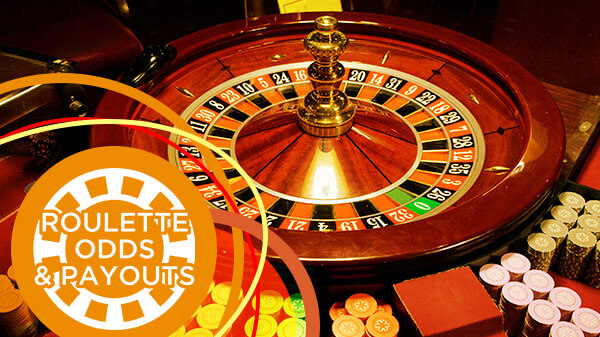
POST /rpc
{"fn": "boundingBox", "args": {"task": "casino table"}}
[89,12,567,278]
[2,6,600,337]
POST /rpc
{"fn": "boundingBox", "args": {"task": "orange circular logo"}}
[12,146,216,337]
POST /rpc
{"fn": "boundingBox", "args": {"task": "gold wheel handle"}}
[298,16,356,137]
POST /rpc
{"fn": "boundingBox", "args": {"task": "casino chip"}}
[548,287,581,321]
[330,301,349,321]
[559,192,586,212]
[584,200,600,217]
[557,229,597,279]
[332,315,365,337]
[521,300,561,337]
[374,300,393,315]
[196,304,225,330]
[277,317,306,337]
[541,219,569,267]
[479,263,510,302]
[541,219,569,242]
[252,290,284,316]
[499,281,533,336]
[578,214,600,239]
[0,290,39,337]
[6,266,16,288]
[522,270,554,300]
[211,282,243,306]
[526,233,556,272]
[0,275,13,294]
[549,321,584,337]
[345,293,377,320]
[283,294,305,318]
[551,205,579,229]
[571,308,600,336]
[244,314,278,337]
[365,312,399,337]
[500,252,531,281]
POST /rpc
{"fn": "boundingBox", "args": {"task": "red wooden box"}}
[393,266,507,337]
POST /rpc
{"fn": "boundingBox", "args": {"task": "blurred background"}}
[0,0,598,94]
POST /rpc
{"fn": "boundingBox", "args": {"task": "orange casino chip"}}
[366,313,400,337]
[0,275,13,294]
[345,293,377,320]
[374,300,393,315]
[7,265,16,286]
[330,301,348,321]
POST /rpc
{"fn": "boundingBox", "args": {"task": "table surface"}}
[544,82,600,180]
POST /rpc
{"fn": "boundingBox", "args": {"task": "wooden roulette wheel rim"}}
[91,12,565,270]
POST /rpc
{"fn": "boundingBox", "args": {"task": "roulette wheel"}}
[90,12,565,276]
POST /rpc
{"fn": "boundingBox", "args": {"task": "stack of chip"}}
[548,287,581,321]
[578,214,600,239]
[559,192,587,213]
[501,253,531,281]
[584,241,600,288]
[551,205,579,229]
[520,300,561,337]
[571,308,600,337]
[169,278,306,337]
[330,294,399,337]
[540,219,569,267]
[549,321,584,337]
[557,229,597,279]
[522,270,554,299]
[0,290,39,337]
[526,233,556,272]
[478,264,510,302]
[243,292,306,337]
[247,292,306,337]
[499,282,534,336]
[584,200,600,217]
[6,266,16,288]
